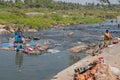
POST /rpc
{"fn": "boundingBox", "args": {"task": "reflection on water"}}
[15,52,24,68]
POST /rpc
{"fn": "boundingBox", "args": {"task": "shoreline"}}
[51,43,120,80]
[51,55,94,80]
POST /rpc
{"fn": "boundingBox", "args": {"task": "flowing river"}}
[0,20,119,80]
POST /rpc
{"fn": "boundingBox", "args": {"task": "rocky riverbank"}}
[51,43,120,80]
[0,24,37,35]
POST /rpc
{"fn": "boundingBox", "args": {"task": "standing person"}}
[13,29,19,48]
[16,41,22,52]
[17,28,23,43]
[104,30,113,47]
[17,28,22,36]
[117,16,120,28]
[18,35,22,43]
[14,28,17,36]
[14,32,19,43]
[14,29,18,43]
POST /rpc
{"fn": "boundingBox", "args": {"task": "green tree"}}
[15,0,23,8]
[24,0,36,8]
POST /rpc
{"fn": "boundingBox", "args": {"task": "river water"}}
[0,20,119,80]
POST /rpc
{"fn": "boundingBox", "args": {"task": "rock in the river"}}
[67,32,75,36]
[68,45,87,53]
[27,29,37,32]
[40,44,49,51]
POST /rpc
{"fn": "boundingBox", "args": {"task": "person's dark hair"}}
[18,35,21,38]
[106,30,109,33]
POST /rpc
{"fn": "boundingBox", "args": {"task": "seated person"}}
[104,30,112,40]
[104,30,113,46]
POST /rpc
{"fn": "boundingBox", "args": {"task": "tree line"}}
[0,0,119,9]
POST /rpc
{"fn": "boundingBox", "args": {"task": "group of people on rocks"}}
[12,28,49,54]
[13,28,37,52]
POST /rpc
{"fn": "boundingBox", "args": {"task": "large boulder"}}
[0,29,9,35]
[68,45,87,53]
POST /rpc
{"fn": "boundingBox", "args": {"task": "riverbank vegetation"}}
[0,0,120,30]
